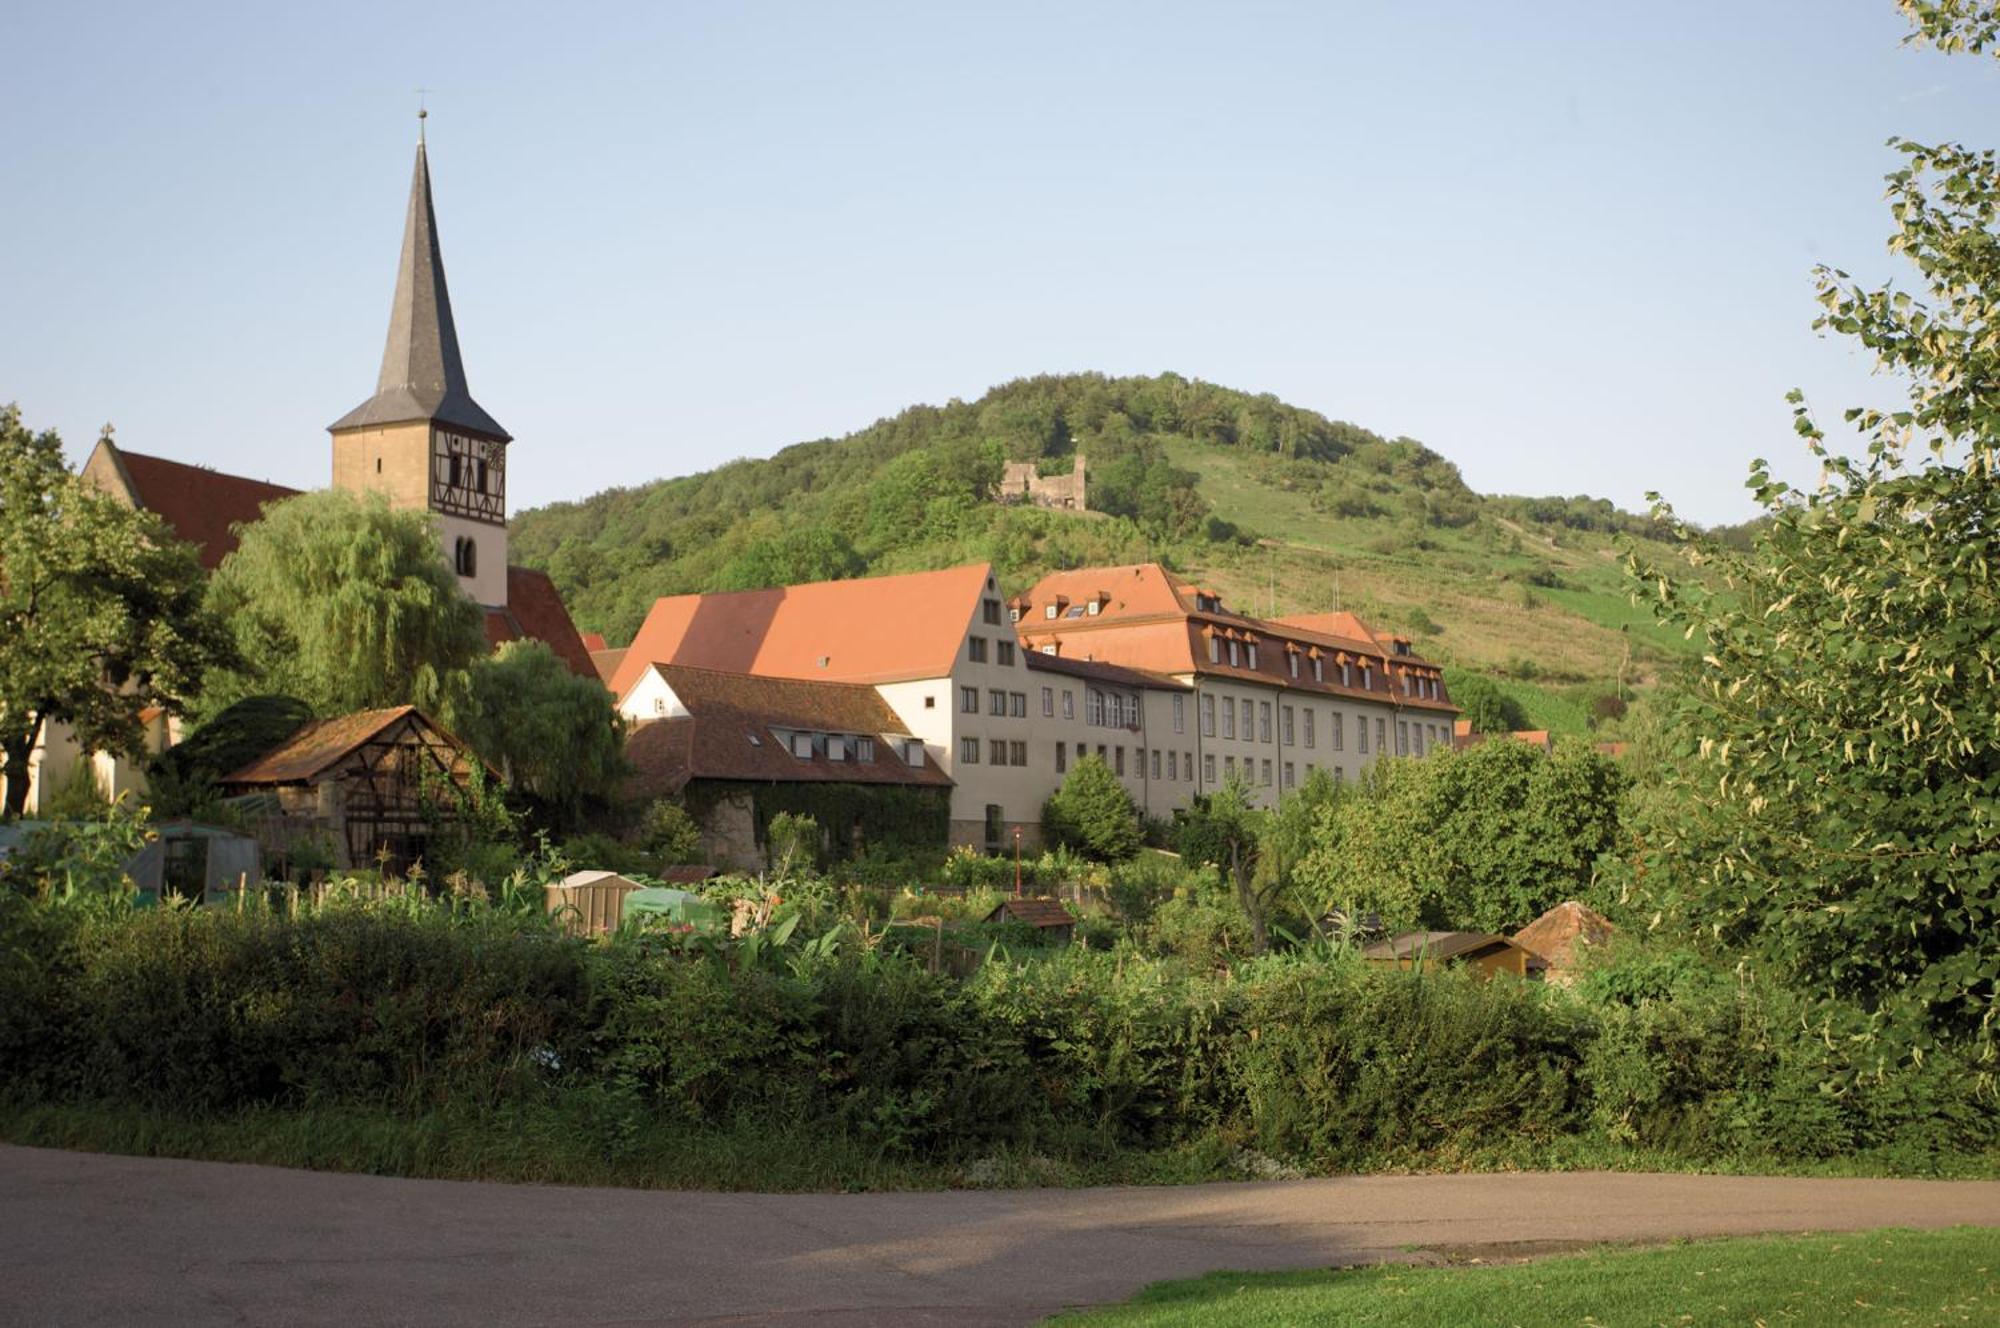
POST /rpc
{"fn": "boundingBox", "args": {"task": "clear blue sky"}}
[6,2,1996,526]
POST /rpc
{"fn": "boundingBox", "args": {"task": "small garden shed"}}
[544,869,648,936]
[985,897,1078,944]
[221,707,491,874]
[1360,930,1547,980]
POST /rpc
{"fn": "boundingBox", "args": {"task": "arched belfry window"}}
[455,536,477,577]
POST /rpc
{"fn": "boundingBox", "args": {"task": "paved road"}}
[5,1145,1999,1326]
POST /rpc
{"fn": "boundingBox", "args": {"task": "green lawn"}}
[1052,1227,2000,1326]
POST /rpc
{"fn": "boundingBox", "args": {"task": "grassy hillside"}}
[510,372,1700,732]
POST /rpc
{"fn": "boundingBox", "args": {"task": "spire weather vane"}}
[415,87,433,142]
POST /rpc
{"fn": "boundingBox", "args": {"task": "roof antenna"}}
[415,88,432,144]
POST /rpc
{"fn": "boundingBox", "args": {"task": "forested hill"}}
[510,372,1705,731]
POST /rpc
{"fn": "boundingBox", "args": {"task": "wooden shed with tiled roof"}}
[221,706,492,874]
[1360,930,1547,980]
[985,896,1078,943]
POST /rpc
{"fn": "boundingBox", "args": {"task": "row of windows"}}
[959,737,1030,767]
[1203,636,1446,700]
[1055,742,1198,782]
[962,687,1029,717]
[966,635,1018,667]
[775,729,919,765]
[1196,695,1446,757]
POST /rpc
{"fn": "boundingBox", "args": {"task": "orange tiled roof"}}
[111,446,301,570]
[483,566,597,681]
[1016,564,1457,714]
[622,665,953,800]
[610,563,995,699]
[579,632,607,652]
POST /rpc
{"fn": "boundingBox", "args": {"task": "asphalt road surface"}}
[5,1144,1999,1326]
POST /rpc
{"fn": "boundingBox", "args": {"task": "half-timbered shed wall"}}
[221,706,491,875]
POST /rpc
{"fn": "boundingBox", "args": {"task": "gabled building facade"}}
[610,560,1456,849]
[1013,563,1459,803]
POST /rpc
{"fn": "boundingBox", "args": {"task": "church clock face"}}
[431,429,506,525]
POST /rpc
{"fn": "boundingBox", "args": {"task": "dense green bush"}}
[1042,755,1142,861]
[1297,738,1627,932]
[0,894,1989,1176]
[0,897,592,1114]
[1228,960,1588,1161]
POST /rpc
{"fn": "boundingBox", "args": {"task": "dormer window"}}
[1227,640,1240,667]
[902,738,924,765]
[1246,643,1259,670]
[1045,603,1059,619]
[1288,652,1299,679]
[1340,661,1353,687]
[1313,657,1324,683]
[1362,665,1373,690]
[856,737,875,762]
[790,732,814,759]
[1207,636,1220,664]
[827,736,849,762]
[1086,600,1101,616]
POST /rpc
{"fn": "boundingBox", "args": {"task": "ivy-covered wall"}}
[683,780,950,866]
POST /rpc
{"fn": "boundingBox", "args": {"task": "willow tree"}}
[456,639,624,830]
[0,408,231,817]
[204,489,487,719]
[1631,1,2000,1069]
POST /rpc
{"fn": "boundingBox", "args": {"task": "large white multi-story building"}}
[607,560,1457,853]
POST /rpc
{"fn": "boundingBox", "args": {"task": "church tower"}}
[330,120,510,609]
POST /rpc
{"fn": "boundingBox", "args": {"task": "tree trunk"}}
[1233,843,1269,954]
[2,717,42,818]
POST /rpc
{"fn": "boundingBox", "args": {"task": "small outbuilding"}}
[1360,930,1547,980]
[1512,901,1616,984]
[124,820,262,903]
[221,706,493,875]
[544,870,650,935]
[985,896,1078,944]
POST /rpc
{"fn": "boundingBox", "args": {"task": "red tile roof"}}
[222,707,414,784]
[986,897,1076,929]
[1024,650,1190,691]
[611,563,994,699]
[1512,901,1615,970]
[104,444,301,570]
[1016,563,1457,714]
[622,665,953,800]
[579,632,608,652]
[590,647,628,686]
[483,566,598,681]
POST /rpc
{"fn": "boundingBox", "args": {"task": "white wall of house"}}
[5,715,169,815]
[617,668,688,723]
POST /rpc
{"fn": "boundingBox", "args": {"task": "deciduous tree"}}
[203,489,487,719]
[0,409,232,817]
[1297,740,1626,933]
[1042,754,1142,861]
[1631,11,2000,1067]
[456,639,624,829]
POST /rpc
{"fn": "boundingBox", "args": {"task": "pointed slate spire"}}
[330,136,510,440]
